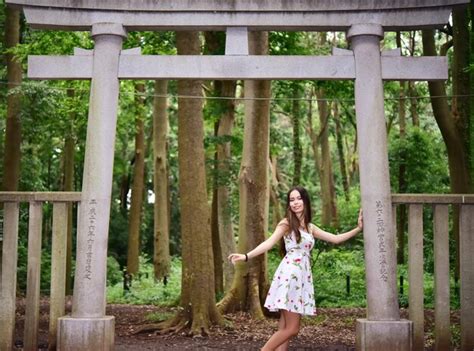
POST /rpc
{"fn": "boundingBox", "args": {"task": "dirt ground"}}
[13,298,459,350]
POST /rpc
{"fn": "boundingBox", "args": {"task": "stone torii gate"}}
[5,1,468,350]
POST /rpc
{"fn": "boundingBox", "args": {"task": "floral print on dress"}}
[264,228,316,315]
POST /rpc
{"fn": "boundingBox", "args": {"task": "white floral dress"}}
[264,228,316,315]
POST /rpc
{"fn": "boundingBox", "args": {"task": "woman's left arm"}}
[311,209,363,245]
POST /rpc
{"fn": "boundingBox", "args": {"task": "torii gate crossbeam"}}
[2,1,470,351]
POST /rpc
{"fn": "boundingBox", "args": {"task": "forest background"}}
[0,1,472,336]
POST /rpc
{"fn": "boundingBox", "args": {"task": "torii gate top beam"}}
[5,0,469,31]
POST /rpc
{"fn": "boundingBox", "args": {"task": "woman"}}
[228,186,363,351]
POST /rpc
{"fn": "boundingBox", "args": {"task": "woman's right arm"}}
[228,220,288,264]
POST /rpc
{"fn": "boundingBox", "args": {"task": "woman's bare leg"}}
[275,312,289,351]
[261,310,300,351]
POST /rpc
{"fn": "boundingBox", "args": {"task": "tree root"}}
[132,313,188,335]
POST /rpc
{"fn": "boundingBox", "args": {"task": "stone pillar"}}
[348,24,412,351]
[57,23,126,351]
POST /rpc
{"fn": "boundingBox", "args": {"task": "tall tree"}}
[269,155,283,229]
[63,88,76,294]
[169,31,222,334]
[1,5,22,277]
[307,88,321,180]
[452,8,472,185]
[126,82,147,276]
[204,31,237,293]
[292,83,303,185]
[407,32,420,127]
[422,29,472,283]
[215,79,237,292]
[333,101,349,201]
[2,5,22,191]
[152,80,171,282]
[218,31,271,319]
[396,32,407,265]
[315,87,338,228]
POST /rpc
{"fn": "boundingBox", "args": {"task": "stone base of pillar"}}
[57,316,115,351]
[356,318,413,351]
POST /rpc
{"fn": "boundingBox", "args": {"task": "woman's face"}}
[289,189,304,216]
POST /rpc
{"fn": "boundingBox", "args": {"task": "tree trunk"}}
[153,80,171,282]
[306,89,321,179]
[1,5,22,278]
[316,89,338,228]
[333,101,349,201]
[453,8,472,186]
[216,80,237,292]
[292,84,303,186]
[176,31,222,334]
[2,5,22,192]
[211,174,223,296]
[64,88,76,295]
[396,32,407,265]
[396,84,407,264]
[204,32,237,293]
[126,83,147,276]
[470,2,474,184]
[218,31,270,319]
[269,155,283,230]
[422,29,472,284]
[408,32,420,127]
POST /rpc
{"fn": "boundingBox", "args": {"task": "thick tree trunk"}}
[218,31,270,319]
[292,84,303,186]
[333,102,349,201]
[174,31,222,334]
[126,83,147,276]
[1,5,22,277]
[64,88,75,295]
[153,80,171,282]
[316,89,338,228]
[422,29,472,283]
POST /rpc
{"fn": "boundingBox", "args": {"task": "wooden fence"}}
[0,192,81,351]
[392,194,474,351]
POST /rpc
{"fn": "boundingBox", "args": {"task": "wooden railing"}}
[392,194,474,351]
[0,192,81,351]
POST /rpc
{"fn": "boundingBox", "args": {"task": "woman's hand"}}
[357,208,363,230]
[228,253,246,265]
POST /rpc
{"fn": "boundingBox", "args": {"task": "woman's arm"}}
[228,220,288,264]
[311,209,363,245]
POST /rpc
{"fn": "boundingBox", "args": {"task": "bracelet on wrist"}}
[245,253,248,262]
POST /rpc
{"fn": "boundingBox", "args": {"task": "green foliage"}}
[389,126,450,193]
[312,249,367,307]
[107,255,123,286]
[107,255,181,306]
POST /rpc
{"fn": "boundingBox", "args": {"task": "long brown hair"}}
[279,186,312,256]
